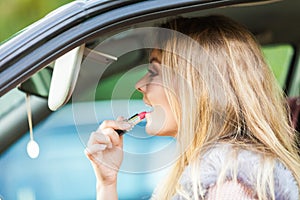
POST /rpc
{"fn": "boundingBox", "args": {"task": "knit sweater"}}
[171,144,299,200]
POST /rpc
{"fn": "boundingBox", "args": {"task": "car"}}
[0,0,299,199]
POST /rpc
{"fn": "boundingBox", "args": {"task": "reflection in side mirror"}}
[18,67,53,98]
[48,45,85,111]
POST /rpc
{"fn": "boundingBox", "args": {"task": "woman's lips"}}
[144,106,152,125]
[145,111,152,128]
[143,102,153,127]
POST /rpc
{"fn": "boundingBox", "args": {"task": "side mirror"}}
[48,45,85,111]
[18,67,53,98]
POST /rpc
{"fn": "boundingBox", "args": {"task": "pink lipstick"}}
[116,111,147,136]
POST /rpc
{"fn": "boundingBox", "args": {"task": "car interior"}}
[0,0,299,199]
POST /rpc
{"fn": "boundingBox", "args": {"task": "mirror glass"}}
[18,67,53,98]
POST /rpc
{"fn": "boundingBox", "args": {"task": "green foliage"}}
[95,68,146,100]
[0,0,73,42]
[262,45,294,87]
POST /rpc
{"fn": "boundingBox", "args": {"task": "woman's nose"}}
[135,75,146,93]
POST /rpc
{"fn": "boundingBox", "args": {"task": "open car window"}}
[0,89,25,119]
[262,44,294,88]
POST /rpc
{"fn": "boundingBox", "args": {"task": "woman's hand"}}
[85,117,131,186]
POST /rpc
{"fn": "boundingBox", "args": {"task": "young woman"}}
[85,15,300,199]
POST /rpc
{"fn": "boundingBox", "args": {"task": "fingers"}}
[85,143,107,159]
[87,131,112,148]
[86,117,129,153]
[84,143,109,167]
[85,130,119,163]
[116,116,125,121]
[98,119,132,132]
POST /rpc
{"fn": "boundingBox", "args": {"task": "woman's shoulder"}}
[176,143,299,199]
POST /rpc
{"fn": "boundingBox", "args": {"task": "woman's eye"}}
[148,69,157,76]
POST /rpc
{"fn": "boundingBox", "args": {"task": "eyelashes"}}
[147,62,160,77]
[148,68,158,77]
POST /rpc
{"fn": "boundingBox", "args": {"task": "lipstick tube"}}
[116,112,147,136]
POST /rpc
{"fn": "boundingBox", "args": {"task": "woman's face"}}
[135,49,178,137]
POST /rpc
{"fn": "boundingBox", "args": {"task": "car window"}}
[262,44,294,88]
[289,55,300,97]
[0,89,25,119]
[0,99,173,199]
[95,68,146,100]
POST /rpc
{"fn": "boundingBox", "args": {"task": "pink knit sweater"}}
[171,144,299,200]
[206,180,255,199]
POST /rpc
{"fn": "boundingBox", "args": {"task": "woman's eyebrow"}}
[149,57,161,64]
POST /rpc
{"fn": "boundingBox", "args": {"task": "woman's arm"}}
[85,117,132,199]
[96,182,118,200]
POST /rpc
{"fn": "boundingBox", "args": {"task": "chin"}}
[145,125,176,137]
[145,125,159,136]
[144,108,177,137]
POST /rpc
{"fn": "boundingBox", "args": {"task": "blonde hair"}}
[152,15,300,199]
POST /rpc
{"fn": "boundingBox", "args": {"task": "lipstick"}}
[116,112,147,136]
